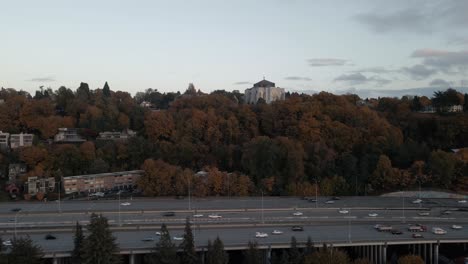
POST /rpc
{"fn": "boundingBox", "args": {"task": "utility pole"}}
[261,190,264,224]
[58,180,62,214]
[188,176,191,211]
[118,192,121,226]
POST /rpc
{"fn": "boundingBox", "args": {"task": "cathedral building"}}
[244,79,285,104]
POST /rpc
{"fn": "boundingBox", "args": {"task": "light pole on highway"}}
[261,190,264,224]
[314,178,319,208]
[14,211,19,238]
[188,175,191,211]
[347,209,351,243]
[402,194,406,223]
[118,191,121,226]
[57,180,62,214]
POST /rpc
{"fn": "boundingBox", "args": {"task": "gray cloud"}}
[401,64,437,80]
[233,81,251,85]
[355,1,468,34]
[28,77,55,82]
[411,49,468,73]
[284,76,312,81]
[334,73,391,86]
[429,79,453,87]
[307,58,349,67]
[351,66,394,74]
[461,80,468,86]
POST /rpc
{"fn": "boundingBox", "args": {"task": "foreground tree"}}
[243,241,262,264]
[289,236,302,264]
[146,224,178,264]
[397,255,424,264]
[82,214,121,264]
[206,237,228,264]
[180,217,198,264]
[71,222,84,264]
[7,236,43,264]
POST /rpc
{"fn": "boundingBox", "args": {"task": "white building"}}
[54,128,85,143]
[10,133,33,149]
[26,176,55,195]
[244,79,285,104]
[0,131,9,149]
[97,129,136,141]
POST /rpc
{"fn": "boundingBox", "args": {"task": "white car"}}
[208,214,222,219]
[193,214,204,218]
[292,212,303,216]
[173,236,183,241]
[255,232,268,238]
[432,227,447,235]
[368,213,378,217]
[120,202,131,206]
[458,200,467,203]
[272,230,283,235]
[412,199,422,204]
[418,212,430,216]
[452,225,463,230]
[325,200,335,204]
[2,240,12,247]
[155,231,161,236]
[338,209,349,214]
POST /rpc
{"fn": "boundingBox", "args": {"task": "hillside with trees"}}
[0,83,467,198]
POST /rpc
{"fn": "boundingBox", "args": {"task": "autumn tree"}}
[303,246,349,264]
[397,255,424,264]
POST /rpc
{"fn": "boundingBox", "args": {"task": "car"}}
[432,227,447,235]
[2,240,12,247]
[155,231,161,236]
[208,214,222,219]
[338,209,349,214]
[162,212,175,217]
[458,200,467,203]
[292,211,303,216]
[193,214,204,218]
[255,232,268,238]
[173,236,183,241]
[332,196,341,200]
[418,212,430,216]
[272,230,283,235]
[10,208,21,212]
[452,225,463,230]
[90,192,105,197]
[368,213,378,217]
[412,199,423,204]
[308,199,317,203]
[325,200,335,204]
[8,219,15,222]
[442,210,452,215]
[292,226,304,231]
[391,230,403,235]
[142,237,155,242]
[45,234,56,240]
[412,233,423,238]
[120,202,131,206]
[373,224,382,229]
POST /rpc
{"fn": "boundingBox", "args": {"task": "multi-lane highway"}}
[1,196,468,261]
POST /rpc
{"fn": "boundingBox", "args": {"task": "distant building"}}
[0,131,9,149]
[140,101,152,108]
[54,128,85,143]
[62,170,144,194]
[26,176,55,195]
[420,105,436,113]
[10,133,33,149]
[97,129,136,141]
[244,79,285,104]
[447,105,463,113]
[8,163,27,183]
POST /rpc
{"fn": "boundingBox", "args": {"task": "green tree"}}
[305,236,314,255]
[103,82,111,97]
[289,236,302,264]
[71,222,84,264]
[397,255,424,264]
[303,245,349,264]
[271,250,289,264]
[206,237,228,264]
[429,150,458,188]
[243,241,262,264]
[82,214,121,264]
[180,217,198,264]
[7,236,43,264]
[146,224,178,264]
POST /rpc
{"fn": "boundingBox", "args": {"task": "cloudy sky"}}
[1,0,468,95]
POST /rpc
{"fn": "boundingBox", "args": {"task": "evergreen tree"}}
[7,236,43,264]
[271,250,289,264]
[180,217,198,264]
[71,222,84,264]
[206,237,228,264]
[103,82,111,97]
[289,236,302,264]
[243,241,262,264]
[81,214,121,264]
[305,236,314,255]
[146,224,178,264]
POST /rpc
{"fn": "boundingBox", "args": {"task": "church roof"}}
[253,79,275,88]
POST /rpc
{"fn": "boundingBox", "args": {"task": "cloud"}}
[355,8,431,34]
[284,76,312,81]
[233,81,251,85]
[410,48,468,74]
[351,66,394,74]
[401,64,437,80]
[334,73,390,86]
[28,77,55,82]
[429,79,453,87]
[461,80,468,86]
[307,58,349,67]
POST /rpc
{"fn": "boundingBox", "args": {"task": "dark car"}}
[292,226,304,231]
[142,237,155,242]
[45,234,56,240]
[308,199,317,203]
[10,208,21,212]
[163,212,175,217]
[391,230,403,235]
[332,196,341,200]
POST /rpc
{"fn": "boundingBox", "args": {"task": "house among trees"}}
[0,131,9,149]
[140,101,153,108]
[25,176,55,195]
[8,163,27,183]
[10,133,33,149]
[97,129,136,141]
[54,128,86,143]
[244,79,285,104]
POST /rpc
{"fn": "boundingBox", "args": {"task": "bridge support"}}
[433,243,439,264]
[129,254,135,264]
[383,244,387,264]
[53,257,58,264]
[423,243,427,263]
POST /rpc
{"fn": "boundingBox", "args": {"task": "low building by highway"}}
[62,170,143,194]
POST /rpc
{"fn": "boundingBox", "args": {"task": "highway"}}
[1,196,468,259]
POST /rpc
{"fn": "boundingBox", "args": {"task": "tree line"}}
[1,85,467,198]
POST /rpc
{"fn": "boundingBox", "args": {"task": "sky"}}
[1,0,468,96]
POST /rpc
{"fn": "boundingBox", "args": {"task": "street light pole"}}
[402,195,406,223]
[315,178,319,209]
[118,192,121,226]
[188,176,191,211]
[58,180,62,214]
[14,212,19,238]
[261,190,264,224]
